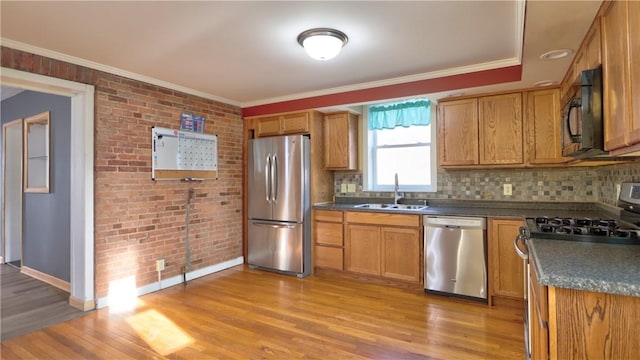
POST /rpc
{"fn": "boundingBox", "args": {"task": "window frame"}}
[362,104,438,193]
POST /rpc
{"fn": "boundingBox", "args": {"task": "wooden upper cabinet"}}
[254,112,310,137]
[602,0,632,150]
[324,112,358,170]
[437,98,479,166]
[526,88,569,165]
[281,112,310,134]
[585,19,602,70]
[627,0,640,146]
[478,93,523,165]
[255,115,281,137]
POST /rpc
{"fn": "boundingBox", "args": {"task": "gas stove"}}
[524,216,640,245]
[522,182,640,245]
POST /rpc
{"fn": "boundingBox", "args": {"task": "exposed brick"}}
[1,46,243,299]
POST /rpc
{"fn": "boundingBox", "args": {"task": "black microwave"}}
[561,67,605,159]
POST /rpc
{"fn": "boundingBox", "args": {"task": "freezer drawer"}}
[248,220,304,274]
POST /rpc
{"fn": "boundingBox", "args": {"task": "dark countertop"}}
[529,238,640,297]
[313,199,615,219]
[314,199,640,297]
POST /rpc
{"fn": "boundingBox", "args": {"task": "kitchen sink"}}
[354,203,429,211]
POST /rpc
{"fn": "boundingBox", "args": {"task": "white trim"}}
[95,256,244,309]
[1,37,523,109]
[1,38,240,107]
[1,67,95,310]
[242,57,521,108]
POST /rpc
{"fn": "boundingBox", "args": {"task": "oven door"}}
[514,228,531,359]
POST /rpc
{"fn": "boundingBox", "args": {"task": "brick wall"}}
[2,47,243,298]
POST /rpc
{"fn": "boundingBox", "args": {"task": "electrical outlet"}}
[340,184,347,193]
[503,184,513,196]
[347,183,356,193]
[156,259,165,272]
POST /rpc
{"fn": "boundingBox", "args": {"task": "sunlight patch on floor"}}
[107,276,138,313]
[126,309,194,356]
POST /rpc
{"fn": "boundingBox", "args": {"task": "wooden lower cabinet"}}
[488,218,525,301]
[381,227,421,282]
[345,211,421,283]
[345,224,381,275]
[530,256,640,360]
[549,287,640,359]
[313,210,344,270]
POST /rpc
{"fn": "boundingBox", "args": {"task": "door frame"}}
[1,67,95,310]
[2,118,23,266]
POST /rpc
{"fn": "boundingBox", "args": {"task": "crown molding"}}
[1,38,241,107]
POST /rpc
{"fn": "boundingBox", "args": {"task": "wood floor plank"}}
[1,265,88,341]
[1,265,525,359]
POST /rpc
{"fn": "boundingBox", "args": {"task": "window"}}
[362,99,437,192]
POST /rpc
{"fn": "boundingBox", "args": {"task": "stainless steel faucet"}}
[394,173,403,204]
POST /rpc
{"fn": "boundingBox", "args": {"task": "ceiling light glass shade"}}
[298,28,348,61]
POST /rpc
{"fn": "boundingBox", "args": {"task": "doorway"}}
[1,67,95,310]
[2,119,23,268]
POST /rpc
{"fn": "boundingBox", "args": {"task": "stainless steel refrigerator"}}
[248,135,311,277]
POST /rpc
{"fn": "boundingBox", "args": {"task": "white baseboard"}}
[96,256,244,309]
[21,266,71,292]
[0,256,4,264]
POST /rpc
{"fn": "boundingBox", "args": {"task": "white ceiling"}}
[0,1,601,108]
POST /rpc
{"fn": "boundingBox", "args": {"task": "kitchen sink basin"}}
[353,203,428,211]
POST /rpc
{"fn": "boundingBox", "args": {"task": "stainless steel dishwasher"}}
[424,215,487,301]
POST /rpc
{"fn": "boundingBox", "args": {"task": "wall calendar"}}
[151,126,218,180]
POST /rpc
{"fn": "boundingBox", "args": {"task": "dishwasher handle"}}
[424,216,486,229]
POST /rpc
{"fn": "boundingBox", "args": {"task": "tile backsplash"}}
[334,160,640,205]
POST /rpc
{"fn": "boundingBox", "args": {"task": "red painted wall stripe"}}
[242,65,522,117]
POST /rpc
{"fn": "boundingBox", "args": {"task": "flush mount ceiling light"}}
[297,28,348,61]
[539,49,573,60]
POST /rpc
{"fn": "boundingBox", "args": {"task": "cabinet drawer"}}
[314,246,343,270]
[314,222,343,246]
[314,209,343,223]
[345,211,420,227]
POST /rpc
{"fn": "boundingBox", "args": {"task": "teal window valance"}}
[368,99,431,130]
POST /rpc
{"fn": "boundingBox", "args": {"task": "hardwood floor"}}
[1,265,525,359]
[0,265,88,341]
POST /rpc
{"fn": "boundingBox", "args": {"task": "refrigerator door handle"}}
[272,154,278,203]
[251,221,295,229]
[265,154,272,203]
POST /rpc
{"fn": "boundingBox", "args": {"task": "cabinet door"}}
[479,93,523,165]
[585,20,601,69]
[281,112,310,134]
[437,98,479,166]
[488,218,524,299]
[324,112,357,170]
[256,116,281,137]
[527,89,568,165]
[345,224,381,275]
[381,227,421,282]
[602,0,631,150]
[628,1,640,146]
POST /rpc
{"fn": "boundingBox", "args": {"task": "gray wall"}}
[1,90,71,281]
